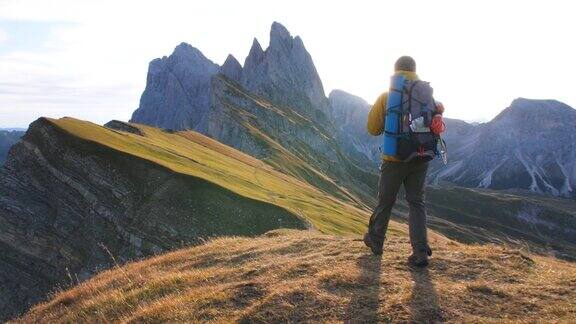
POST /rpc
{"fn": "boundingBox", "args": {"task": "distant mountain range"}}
[0,130,25,165]
[427,98,576,197]
[0,128,27,132]
[321,93,576,198]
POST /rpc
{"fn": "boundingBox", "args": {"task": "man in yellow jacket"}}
[363,56,439,267]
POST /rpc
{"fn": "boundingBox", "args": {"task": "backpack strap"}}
[406,80,420,114]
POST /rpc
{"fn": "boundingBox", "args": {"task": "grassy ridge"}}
[18,230,576,322]
[48,117,401,236]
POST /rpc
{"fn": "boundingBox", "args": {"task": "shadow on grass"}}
[409,267,445,322]
[345,254,382,322]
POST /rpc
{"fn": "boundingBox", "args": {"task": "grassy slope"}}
[46,117,398,236]
[424,186,576,259]
[18,229,576,323]
[216,75,378,207]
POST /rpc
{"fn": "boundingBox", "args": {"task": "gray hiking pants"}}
[368,160,429,252]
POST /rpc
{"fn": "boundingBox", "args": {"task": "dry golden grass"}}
[17,229,576,323]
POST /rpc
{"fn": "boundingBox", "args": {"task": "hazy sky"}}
[1,0,575,128]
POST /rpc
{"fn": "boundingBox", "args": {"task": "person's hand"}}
[435,101,445,114]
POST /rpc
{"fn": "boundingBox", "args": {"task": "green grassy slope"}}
[48,117,403,237]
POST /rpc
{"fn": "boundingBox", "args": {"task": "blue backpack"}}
[381,74,439,162]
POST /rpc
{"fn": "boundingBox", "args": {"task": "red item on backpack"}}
[430,115,446,135]
[435,101,445,114]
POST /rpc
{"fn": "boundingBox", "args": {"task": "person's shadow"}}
[409,267,445,322]
[345,254,382,323]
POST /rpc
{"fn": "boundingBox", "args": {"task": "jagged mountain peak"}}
[219,54,242,81]
[171,42,211,62]
[491,97,576,128]
[131,42,219,131]
[270,21,292,48]
[244,38,264,70]
[145,43,218,80]
[271,21,291,37]
[240,22,327,117]
[250,37,264,52]
[162,42,220,76]
[223,53,240,64]
[268,22,308,54]
[134,22,329,130]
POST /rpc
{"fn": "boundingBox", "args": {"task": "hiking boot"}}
[408,248,429,267]
[363,233,383,255]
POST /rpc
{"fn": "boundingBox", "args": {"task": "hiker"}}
[363,56,445,267]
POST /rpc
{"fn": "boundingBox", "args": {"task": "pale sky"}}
[1,0,575,128]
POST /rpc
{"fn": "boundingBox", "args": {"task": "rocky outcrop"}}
[0,118,306,320]
[104,120,145,135]
[130,43,219,132]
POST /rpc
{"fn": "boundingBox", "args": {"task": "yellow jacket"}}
[367,70,420,161]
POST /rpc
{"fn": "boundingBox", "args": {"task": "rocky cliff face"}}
[219,54,242,82]
[328,90,381,165]
[207,74,377,205]
[240,22,329,121]
[131,22,329,132]
[0,118,305,320]
[130,43,219,132]
[0,130,24,165]
[429,98,576,197]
